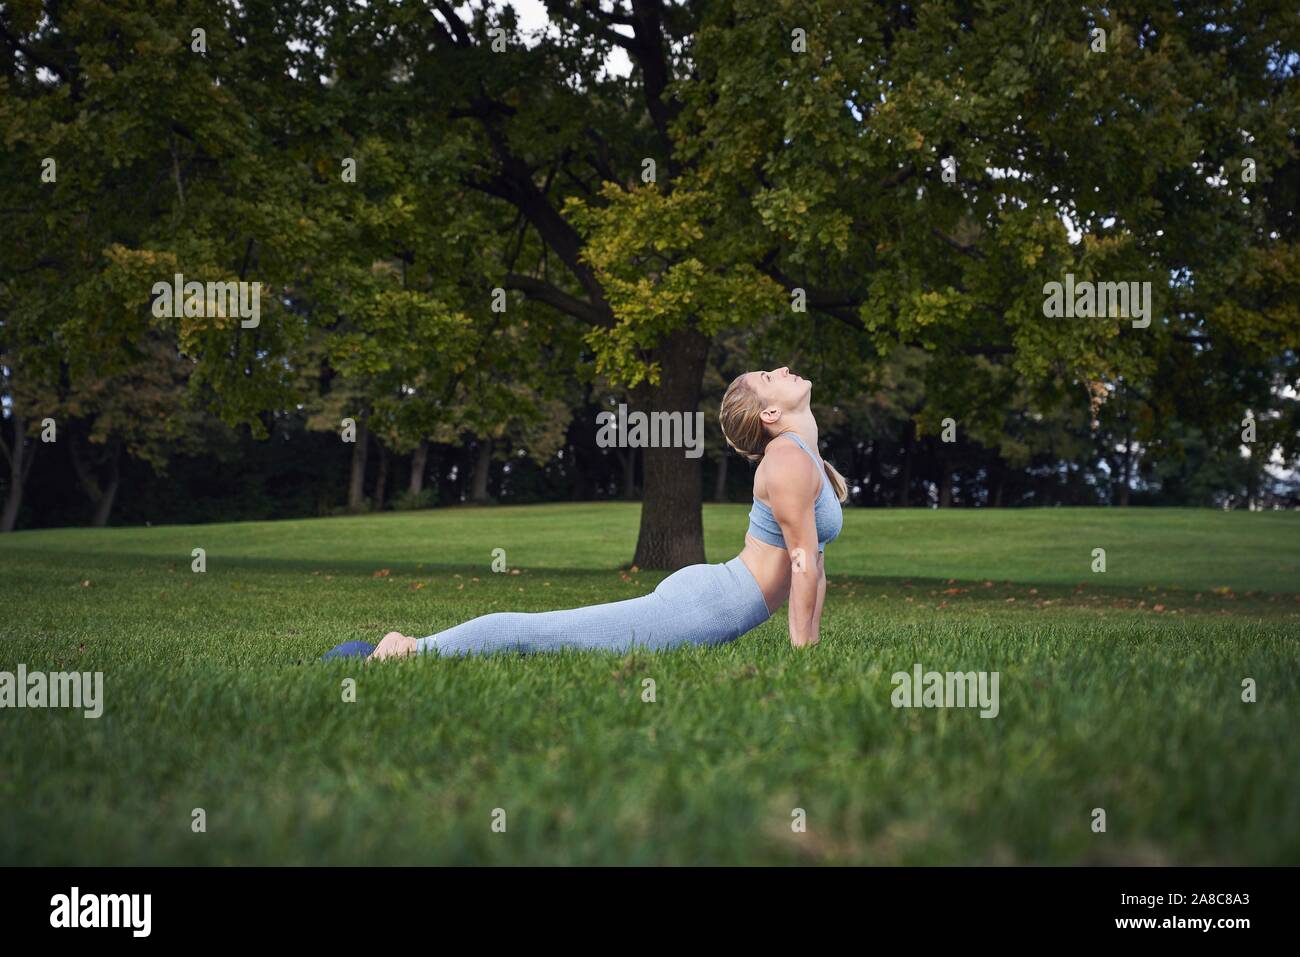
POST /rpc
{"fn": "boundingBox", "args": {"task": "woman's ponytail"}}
[823,461,848,503]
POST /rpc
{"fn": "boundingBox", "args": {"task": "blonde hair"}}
[719,372,848,503]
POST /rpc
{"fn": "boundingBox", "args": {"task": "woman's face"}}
[746,366,812,415]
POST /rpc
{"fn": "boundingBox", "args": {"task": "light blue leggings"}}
[415,556,773,656]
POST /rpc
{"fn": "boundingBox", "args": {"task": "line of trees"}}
[8,331,1297,530]
[2,2,1297,559]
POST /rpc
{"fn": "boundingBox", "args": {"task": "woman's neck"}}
[776,411,818,453]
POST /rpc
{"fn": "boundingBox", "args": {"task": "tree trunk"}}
[938,462,953,508]
[0,473,21,532]
[69,434,122,527]
[713,449,728,503]
[866,440,879,506]
[91,456,120,527]
[570,442,589,501]
[348,415,369,510]
[457,444,471,502]
[373,440,389,510]
[619,447,637,500]
[633,326,710,569]
[896,421,915,507]
[433,448,456,504]
[569,391,595,501]
[1,408,33,532]
[1118,436,1133,507]
[408,439,428,495]
[470,438,493,503]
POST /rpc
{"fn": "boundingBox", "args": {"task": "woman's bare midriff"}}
[738,534,795,615]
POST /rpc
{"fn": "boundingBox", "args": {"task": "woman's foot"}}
[320,640,376,660]
[369,631,418,661]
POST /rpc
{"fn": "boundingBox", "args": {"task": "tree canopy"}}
[2,1,1297,547]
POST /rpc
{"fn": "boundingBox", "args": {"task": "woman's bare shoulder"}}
[756,439,820,498]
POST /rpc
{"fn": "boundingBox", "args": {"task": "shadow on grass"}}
[6,547,1294,616]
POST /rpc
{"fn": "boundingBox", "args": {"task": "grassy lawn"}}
[0,504,1296,865]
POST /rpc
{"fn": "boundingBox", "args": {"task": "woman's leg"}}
[418,590,675,656]
[419,559,772,657]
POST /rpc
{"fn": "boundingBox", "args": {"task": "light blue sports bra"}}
[747,432,843,553]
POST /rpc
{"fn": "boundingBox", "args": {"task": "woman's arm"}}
[810,550,827,644]
[764,443,824,648]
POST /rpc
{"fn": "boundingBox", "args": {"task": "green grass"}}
[1,504,1297,865]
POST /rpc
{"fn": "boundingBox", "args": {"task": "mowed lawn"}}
[0,505,1296,865]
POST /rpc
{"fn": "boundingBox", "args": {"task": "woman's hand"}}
[369,631,418,661]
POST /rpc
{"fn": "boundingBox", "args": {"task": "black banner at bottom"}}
[0,866,1287,943]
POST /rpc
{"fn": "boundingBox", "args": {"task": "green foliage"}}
[2,1,1296,526]
[567,183,786,387]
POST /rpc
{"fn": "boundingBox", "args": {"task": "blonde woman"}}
[321,367,846,661]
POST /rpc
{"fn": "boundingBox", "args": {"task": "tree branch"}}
[20,435,35,482]
[0,18,72,83]
[553,1,638,51]
[502,273,611,327]
[462,129,614,319]
[430,0,473,47]
[882,163,917,188]
[582,0,637,27]
[553,0,681,176]
[759,258,866,325]
[931,226,984,259]
[68,433,104,503]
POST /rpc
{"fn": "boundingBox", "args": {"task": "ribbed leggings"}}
[415,556,773,656]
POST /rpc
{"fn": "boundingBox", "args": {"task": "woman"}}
[321,366,846,661]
